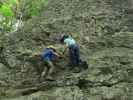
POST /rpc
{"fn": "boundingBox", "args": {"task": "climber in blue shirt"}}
[41,45,60,79]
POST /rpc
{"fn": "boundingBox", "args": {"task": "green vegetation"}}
[0,0,48,33]
[0,4,13,17]
[0,0,16,32]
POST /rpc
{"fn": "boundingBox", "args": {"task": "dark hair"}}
[60,35,69,43]
[49,47,56,52]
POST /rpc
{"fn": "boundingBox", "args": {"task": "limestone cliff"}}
[0,0,133,100]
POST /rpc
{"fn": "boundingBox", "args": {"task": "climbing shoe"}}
[45,76,54,81]
[72,67,80,73]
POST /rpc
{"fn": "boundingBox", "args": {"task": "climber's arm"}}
[62,45,68,55]
[53,52,60,57]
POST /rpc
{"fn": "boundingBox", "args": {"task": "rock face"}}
[0,0,133,100]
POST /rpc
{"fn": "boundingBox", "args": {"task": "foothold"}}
[79,60,88,70]
[0,47,4,52]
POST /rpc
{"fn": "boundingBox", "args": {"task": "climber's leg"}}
[45,61,54,80]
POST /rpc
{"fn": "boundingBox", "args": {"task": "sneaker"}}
[45,76,54,81]
[72,67,80,73]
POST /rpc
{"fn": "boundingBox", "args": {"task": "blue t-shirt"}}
[41,48,55,61]
[64,37,76,47]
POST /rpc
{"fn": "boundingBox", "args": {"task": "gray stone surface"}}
[0,0,133,100]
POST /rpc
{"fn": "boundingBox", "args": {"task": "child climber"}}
[41,45,61,80]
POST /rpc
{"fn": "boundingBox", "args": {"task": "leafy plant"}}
[0,4,13,17]
[0,0,18,33]
[0,0,48,33]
